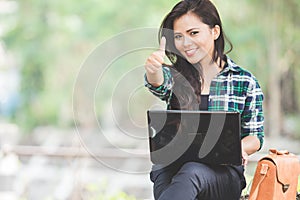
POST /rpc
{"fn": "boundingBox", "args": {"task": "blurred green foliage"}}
[0,0,300,135]
[0,0,177,130]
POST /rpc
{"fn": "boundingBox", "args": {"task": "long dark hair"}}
[159,0,232,110]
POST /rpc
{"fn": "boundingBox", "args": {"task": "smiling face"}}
[173,12,220,65]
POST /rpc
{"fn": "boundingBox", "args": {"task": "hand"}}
[145,37,166,75]
[242,149,249,166]
[241,135,261,166]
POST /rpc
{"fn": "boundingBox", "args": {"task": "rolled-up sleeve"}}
[241,77,264,149]
[144,66,173,103]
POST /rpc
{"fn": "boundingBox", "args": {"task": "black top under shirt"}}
[199,94,245,180]
[199,61,227,110]
[200,95,209,110]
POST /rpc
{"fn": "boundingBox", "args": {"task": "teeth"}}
[185,49,196,56]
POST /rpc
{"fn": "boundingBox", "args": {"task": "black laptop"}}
[147,110,242,166]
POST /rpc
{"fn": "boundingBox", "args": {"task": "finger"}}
[152,52,164,64]
[145,57,161,69]
[148,57,163,69]
[159,36,166,53]
[145,64,159,74]
[242,154,248,166]
[145,66,154,74]
[244,158,248,166]
[147,53,164,66]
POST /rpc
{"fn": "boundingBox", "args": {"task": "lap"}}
[150,164,181,199]
[150,162,245,200]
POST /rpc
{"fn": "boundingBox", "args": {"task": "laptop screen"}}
[147,110,242,166]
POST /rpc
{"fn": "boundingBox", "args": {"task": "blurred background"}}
[0,0,299,199]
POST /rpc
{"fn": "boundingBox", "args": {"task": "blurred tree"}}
[3,1,52,129]
[0,0,299,138]
[261,0,300,137]
[215,0,300,138]
[1,0,179,130]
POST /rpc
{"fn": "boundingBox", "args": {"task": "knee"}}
[178,162,209,178]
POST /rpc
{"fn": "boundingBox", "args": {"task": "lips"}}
[185,48,198,57]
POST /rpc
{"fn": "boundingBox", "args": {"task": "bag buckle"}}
[260,164,269,175]
[282,184,290,193]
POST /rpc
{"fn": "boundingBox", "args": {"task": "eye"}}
[190,31,199,36]
[174,34,182,40]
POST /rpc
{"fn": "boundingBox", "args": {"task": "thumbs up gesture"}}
[145,37,166,87]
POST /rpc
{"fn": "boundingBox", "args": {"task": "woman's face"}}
[173,12,219,64]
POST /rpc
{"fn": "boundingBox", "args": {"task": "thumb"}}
[159,36,166,54]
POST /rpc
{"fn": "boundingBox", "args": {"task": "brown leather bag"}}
[249,149,300,200]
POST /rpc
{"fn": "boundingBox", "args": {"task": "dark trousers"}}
[150,162,246,200]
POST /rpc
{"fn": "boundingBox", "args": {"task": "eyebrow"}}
[174,27,200,34]
[187,28,199,32]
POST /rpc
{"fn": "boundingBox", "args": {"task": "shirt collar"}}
[221,56,242,73]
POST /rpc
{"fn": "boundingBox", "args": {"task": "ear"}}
[212,25,220,40]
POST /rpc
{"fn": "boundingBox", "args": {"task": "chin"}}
[183,54,202,64]
[187,58,201,65]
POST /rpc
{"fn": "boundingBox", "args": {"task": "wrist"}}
[146,69,164,87]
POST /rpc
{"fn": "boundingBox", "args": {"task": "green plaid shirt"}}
[145,57,264,148]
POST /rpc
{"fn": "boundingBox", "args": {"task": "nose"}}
[183,36,193,47]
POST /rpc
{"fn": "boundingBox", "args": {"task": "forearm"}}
[241,135,260,156]
[144,37,166,87]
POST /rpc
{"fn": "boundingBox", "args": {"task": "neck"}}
[198,56,225,94]
[201,59,224,76]
[200,54,224,68]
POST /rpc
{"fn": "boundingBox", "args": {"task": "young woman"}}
[144,0,264,199]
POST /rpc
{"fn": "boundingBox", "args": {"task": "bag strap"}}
[249,163,269,200]
[269,148,289,155]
